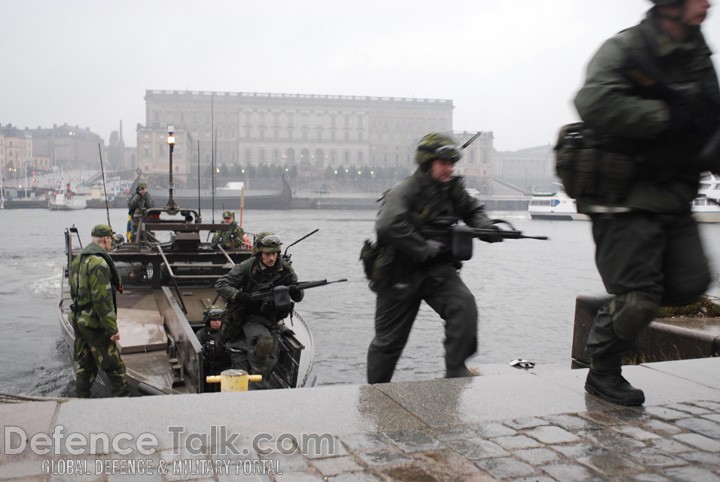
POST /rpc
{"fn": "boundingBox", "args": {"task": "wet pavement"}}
[0,357,718,481]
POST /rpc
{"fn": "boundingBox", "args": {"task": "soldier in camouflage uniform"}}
[69,224,129,397]
[127,182,154,242]
[215,233,303,383]
[574,0,717,405]
[196,305,230,378]
[365,133,499,383]
[211,210,246,250]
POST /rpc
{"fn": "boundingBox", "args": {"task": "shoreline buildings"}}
[136,90,495,186]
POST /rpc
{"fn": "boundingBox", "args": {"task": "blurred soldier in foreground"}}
[215,233,303,386]
[212,210,246,250]
[573,0,717,405]
[127,182,154,242]
[364,133,500,383]
[69,224,129,397]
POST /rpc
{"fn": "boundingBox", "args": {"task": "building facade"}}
[137,90,459,183]
[0,124,32,186]
[493,144,556,193]
[30,124,104,171]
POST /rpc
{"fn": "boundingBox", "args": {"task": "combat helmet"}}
[136,181,147,192]
[415,132,462,169]
[254,232,282,254]
[222,210,235,220]
[202,305,225,326]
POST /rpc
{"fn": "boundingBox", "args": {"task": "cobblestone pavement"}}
[294,399,720,482]
[1,359,718,481]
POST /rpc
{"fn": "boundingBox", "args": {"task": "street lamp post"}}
[165,125,178,213]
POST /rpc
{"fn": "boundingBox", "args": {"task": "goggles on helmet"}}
[434,145,462,163]
[259,235,282,248]
[205,308,224,319]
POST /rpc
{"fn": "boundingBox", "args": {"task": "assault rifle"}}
[250,278,348,302]
[422,217,548,262]
[245,278,348,314]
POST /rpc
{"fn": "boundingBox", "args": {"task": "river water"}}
[1,207,719,397]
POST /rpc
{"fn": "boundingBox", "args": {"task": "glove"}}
[232,291,253,305]
[425,239,445,259]
[481,225,503,243]
[289,286,304,302]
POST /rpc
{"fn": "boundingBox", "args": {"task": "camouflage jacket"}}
[128,192,154,216]
[376,170,492,264]
[211,221,245,249]
[574,10,720,212]
[215,255,298,322]
[69,243,122,334]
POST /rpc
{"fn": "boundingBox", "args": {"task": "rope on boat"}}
[0,392,70,404]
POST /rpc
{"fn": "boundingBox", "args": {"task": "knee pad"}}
[609,291,660,341]
[254,336,274,358]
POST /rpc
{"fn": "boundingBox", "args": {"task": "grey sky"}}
[4,0,720,151]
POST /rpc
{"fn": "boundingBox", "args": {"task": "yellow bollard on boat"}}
[206,369,262,392]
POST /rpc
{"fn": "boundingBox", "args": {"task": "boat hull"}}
[59,216,315,397]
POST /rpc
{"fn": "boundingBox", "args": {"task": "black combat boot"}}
[585,370,645,406]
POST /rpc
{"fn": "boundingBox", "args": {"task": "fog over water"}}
[1,207,719,397]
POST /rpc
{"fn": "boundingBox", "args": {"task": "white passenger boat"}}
[528,190,589,221]
[48,191,87,210]
[529,175,720,224]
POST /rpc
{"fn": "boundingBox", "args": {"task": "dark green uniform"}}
[366,169,493,383]
[574,8,718,403]
[215,255,302,380]
[127,190,154,242]
[69,242,129,397]
[211,221,245,250]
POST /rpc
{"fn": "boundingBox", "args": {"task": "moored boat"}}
[529,177,720,223]
[528,190,589,221]
[48,191,87,210]
[58,204,317,396]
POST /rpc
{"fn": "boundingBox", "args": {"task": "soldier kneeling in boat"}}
[211,210,246,250]
[215,232,303,389]
[197,305,231,383]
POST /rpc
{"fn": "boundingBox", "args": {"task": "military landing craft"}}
[58,200,317,396]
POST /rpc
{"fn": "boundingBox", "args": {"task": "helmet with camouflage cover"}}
[254,232,282,254]
[222,210,235,220]
[202,305,225,326]
[415,132,462,169]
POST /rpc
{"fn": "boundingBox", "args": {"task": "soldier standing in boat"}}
[573,0,717,405]
[127,182,154,242]
[215,233,303,385]
[69,224,129,398]
[211,210,245,250]
[363,133,501,383]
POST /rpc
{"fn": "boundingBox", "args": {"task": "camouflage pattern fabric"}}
[69,242,128,397]
[211,221,245,249]
[74,324,129,397]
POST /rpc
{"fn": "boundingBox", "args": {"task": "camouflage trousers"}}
[74,325,129,398]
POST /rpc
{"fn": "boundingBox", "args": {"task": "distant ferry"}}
[528,190,588,221]
[529,175,720,224]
